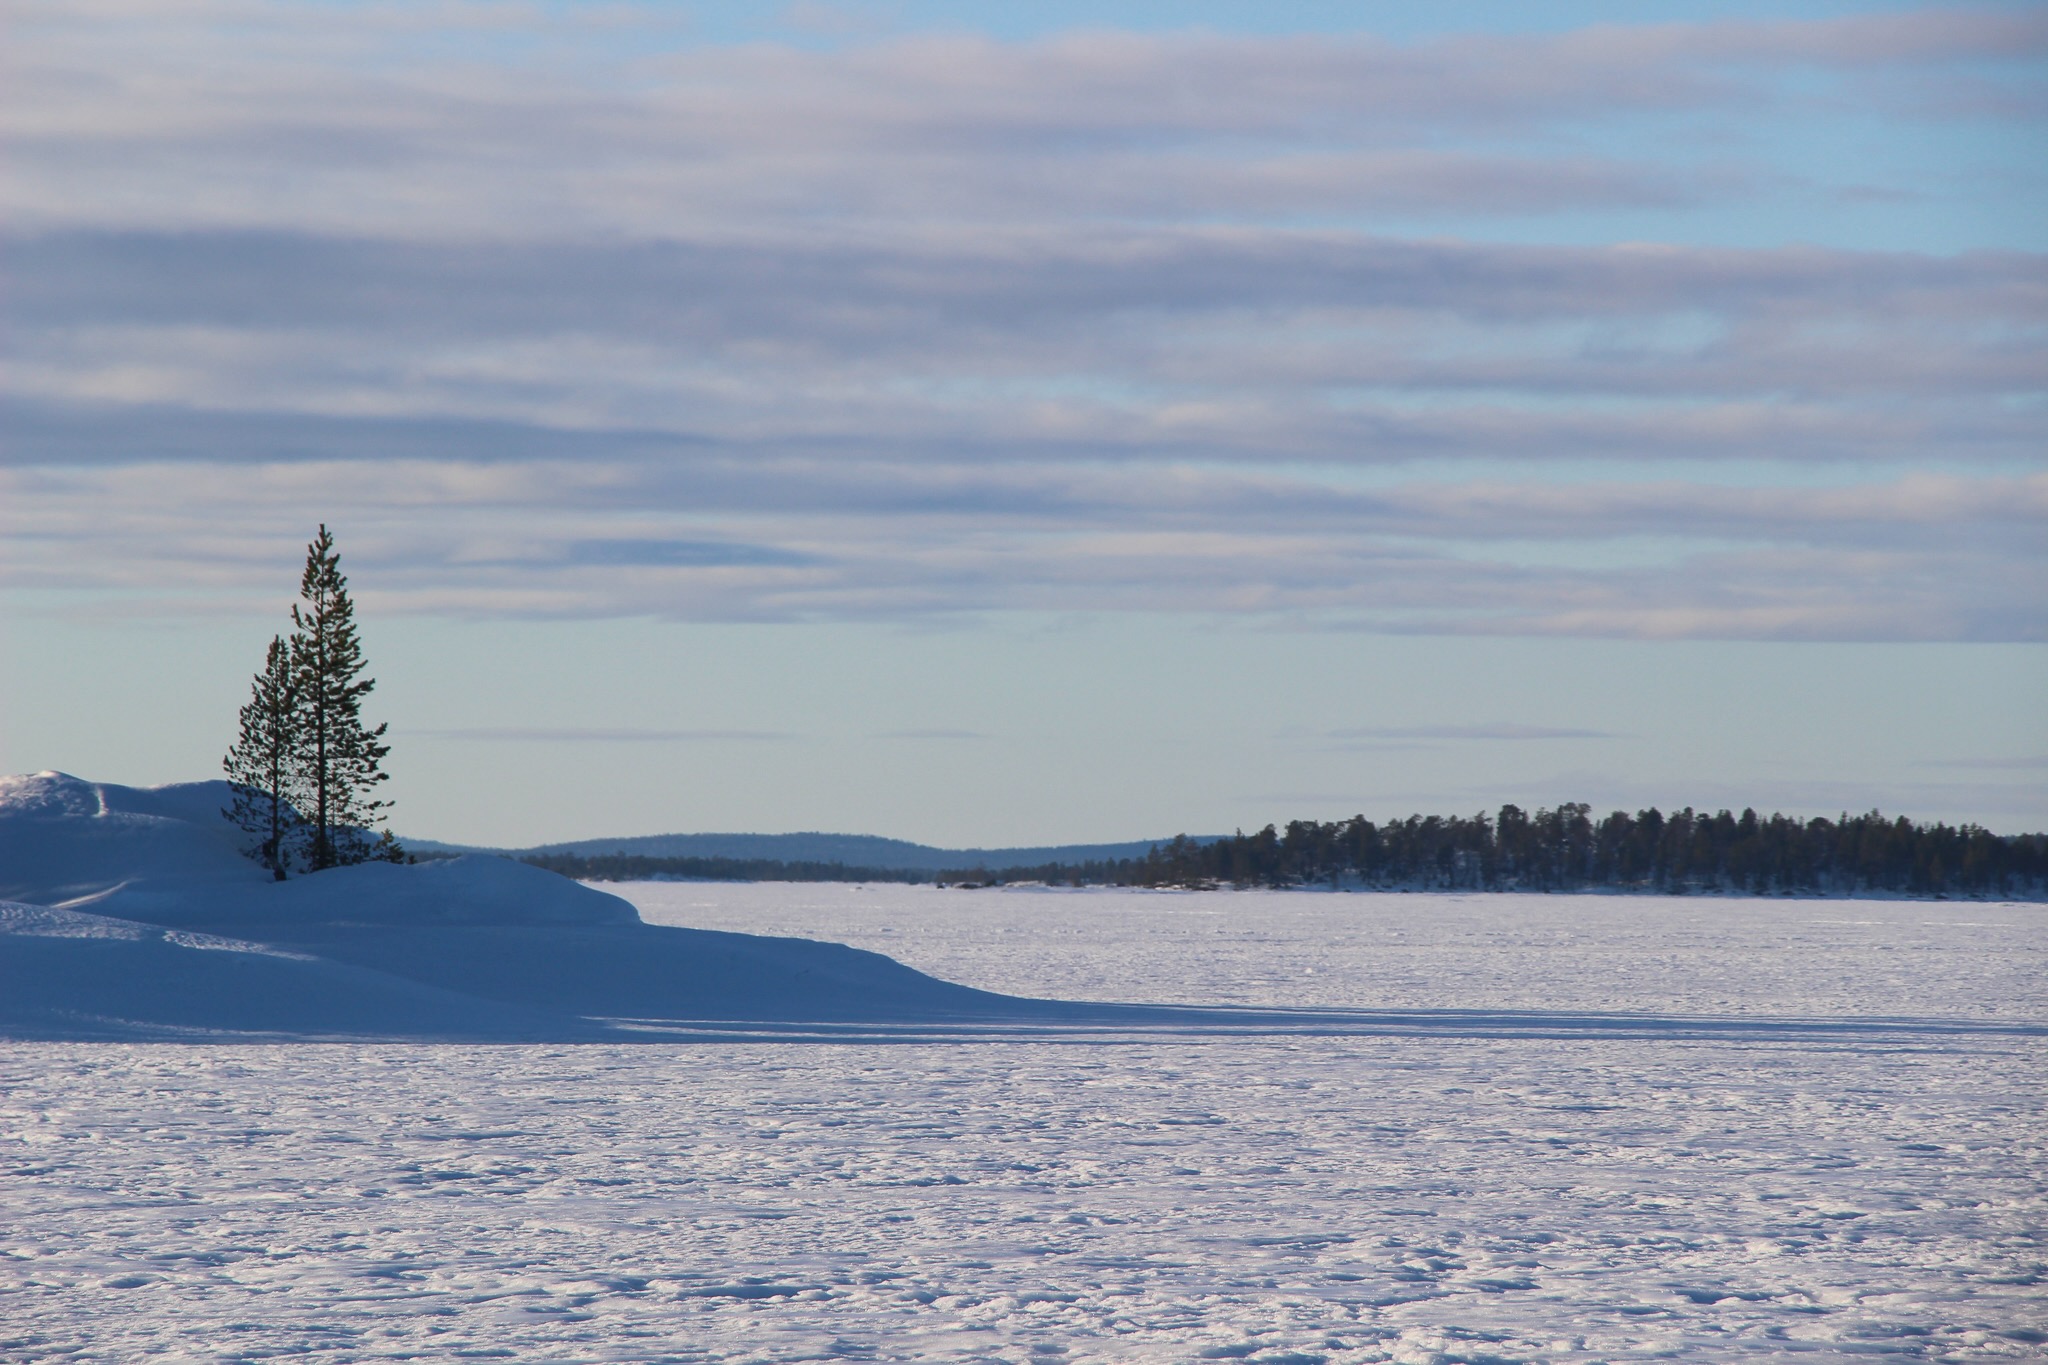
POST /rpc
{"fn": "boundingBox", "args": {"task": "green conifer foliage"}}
[289,525,401,869]
[222,634,304,879]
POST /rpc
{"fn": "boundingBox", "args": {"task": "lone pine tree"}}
[222,525,402,874]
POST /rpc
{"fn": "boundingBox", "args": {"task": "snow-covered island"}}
[0,771,1041,1041]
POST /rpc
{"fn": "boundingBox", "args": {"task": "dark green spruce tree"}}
[222,635,305,879]
[289,525,402,869]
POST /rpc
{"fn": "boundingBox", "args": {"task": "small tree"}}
[222,635,304,879]
[290,524,401,869]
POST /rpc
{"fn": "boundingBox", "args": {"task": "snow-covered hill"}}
[0,771,1041,1040]
[0,771,268,906]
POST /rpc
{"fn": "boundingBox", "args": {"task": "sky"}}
[2,0,2044,848]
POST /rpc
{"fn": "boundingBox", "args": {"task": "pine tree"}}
[222,635,304,879]
[288,525,401,869]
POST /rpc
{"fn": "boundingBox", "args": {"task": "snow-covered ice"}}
[4,881,2043,1363]
[624,881,2048,1023]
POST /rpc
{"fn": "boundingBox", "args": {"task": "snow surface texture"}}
[5,883,2044,1364]
[628,883,2048,1023]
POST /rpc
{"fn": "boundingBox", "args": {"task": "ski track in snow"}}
[4,889,2044,1364]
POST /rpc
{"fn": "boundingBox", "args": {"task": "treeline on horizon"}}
[525,803,2048,900]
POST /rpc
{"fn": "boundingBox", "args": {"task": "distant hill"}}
[441,831,1203,872]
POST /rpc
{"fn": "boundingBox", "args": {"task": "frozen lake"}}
[4,887,2044,1363]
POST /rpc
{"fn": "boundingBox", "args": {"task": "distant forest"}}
[526,803,2047,900]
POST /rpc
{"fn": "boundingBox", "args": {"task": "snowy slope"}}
[0,901,597,1041]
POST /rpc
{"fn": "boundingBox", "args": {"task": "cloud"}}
[411,728,794,742]
[2,5,2041,642]
[564,539,816,569]
[7,8,2041,237]
[1918,755,2048,771]
[1330,724,1622,741]
[876,729,990,740]
[4,455,2042,639]
[7,233,2041,482]
[14,229,2039,337]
